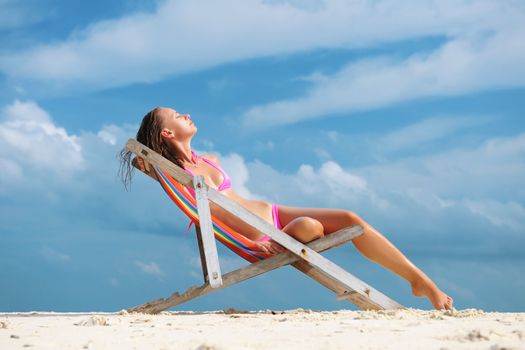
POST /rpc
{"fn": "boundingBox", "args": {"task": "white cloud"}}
[263,0,327,12]
[228,155,389,210]
[0,157,22,186]
[97,127,119,146]
[0,0,520,93]
[97,124,137,146]
[135,260,163,277]
[348,134,525,208]
[313,147,331,161]
[0,0,47,30]
[405,188,454,212]
[305,161,368,194]
[378,116,490,153]
[0,99,188,241]
[352,132,525,236]
[218,152,262,200]
[0,100,85,182]
[225,128,525,248]
[463,199,525,232]
[241,25,525,130]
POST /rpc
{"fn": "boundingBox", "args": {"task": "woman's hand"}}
[253,239,287,255]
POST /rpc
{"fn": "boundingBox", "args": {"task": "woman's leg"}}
[276,205,453,310]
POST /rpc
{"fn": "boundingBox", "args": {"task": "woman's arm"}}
[207,200,266,241]
[189,154,286,254]
[208,201,285,254]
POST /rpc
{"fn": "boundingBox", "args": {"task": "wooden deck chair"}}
[124,139,405,314]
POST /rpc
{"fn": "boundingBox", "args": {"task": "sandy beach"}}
[1,308,523,349]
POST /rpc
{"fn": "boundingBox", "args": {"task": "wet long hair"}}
[119,107,185,190]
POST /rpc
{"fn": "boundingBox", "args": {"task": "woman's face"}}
[158,107,197,140]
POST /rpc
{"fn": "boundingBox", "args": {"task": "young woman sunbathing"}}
[120,107,453,311]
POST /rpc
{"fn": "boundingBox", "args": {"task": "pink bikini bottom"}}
[255,203,283,242]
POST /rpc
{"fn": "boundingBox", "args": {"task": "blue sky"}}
[1,0,524,312]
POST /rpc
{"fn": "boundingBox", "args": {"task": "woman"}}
[120,107,454,311]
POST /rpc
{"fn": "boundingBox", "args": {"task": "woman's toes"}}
[447,296,454,309]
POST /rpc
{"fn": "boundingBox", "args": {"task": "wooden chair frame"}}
[125,139,405,314]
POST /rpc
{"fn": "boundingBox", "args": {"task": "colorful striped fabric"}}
[151,165,273,262]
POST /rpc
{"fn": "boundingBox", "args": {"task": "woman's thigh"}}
[277,204,363,235]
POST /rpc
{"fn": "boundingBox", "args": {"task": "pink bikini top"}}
[183,151,232,198]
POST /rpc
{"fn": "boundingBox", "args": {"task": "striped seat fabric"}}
[152,165,273,262]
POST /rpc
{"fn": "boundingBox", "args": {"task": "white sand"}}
[1,308,524,349]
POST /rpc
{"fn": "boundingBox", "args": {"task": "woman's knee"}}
[297,217,324,238]
[344,210,364,225]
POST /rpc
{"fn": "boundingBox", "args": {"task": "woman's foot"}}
[411,276,454,310]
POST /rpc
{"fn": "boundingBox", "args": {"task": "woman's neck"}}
[169,141,197,167]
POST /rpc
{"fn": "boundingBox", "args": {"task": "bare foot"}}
[411,277,454,310]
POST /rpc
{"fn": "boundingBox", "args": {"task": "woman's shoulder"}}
[203,153,221,164]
